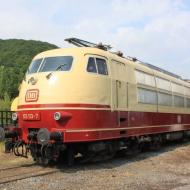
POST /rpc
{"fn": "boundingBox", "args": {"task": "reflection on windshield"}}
[27,59,43,74]
[40,56,73,72]
[27,56,73,75]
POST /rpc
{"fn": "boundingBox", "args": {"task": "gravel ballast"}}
[0,142,190,190]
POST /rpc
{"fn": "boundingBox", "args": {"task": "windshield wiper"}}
[46,64,67,79]
[55,64,67,71]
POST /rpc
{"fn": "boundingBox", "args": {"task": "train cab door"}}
[116,80,128,109]
[111,60,128,127]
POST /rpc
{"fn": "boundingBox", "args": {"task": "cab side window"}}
[96,58,108,75]
[87,57,108,75]
[87,57,97,73]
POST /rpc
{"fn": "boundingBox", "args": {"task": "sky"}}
[0,0,190,79]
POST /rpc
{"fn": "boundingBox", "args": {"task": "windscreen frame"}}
[27,56,74,75]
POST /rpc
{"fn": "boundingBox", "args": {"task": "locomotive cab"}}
[20,48,111,128]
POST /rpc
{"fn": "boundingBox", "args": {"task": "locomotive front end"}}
[1,49,79,164]
[0,46,113,165]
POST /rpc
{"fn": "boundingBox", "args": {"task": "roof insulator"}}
[132,57,137,62]
[116,51,123,57]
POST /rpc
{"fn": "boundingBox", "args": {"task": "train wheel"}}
[150,135,162,151]
[125,138,141,156]
[67,145,75,166]
[92,151,116,162]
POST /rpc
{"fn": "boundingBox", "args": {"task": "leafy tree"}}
[0,92,11,110]
[0,39,58,110]
[0,39,58,99]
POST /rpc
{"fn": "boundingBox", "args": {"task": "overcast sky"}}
[0,0,190,79]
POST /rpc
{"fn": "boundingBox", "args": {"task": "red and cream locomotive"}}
[0,38,190,165]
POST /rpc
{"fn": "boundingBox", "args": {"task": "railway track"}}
[0,164,59,185]
[0,163,35,171]
[1,141,189,185]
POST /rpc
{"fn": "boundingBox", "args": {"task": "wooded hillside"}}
[0,39,58,110]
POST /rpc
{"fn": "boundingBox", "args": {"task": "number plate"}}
[22,112,41,121]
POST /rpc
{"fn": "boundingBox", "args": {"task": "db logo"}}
[25,89,39,102]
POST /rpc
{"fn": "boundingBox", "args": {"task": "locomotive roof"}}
[33,47,110,59]
[33,47,190,88]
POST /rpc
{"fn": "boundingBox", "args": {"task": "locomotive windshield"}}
[27,56,73,74]
[27,58,43,74]
[39,56,73,72]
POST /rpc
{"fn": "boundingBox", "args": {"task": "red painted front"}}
[17,104,190,143]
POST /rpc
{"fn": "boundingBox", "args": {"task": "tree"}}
[0,66,4,98]
[0,92,11,110]
[0,39,58,99]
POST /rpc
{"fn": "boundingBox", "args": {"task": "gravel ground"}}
[0,142,32,168]
[1,141,190,190]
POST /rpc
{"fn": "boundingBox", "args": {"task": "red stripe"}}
[18,109,190,142]
[17,103,111,109]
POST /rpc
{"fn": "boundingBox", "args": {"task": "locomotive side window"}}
[158,92,172,106]
[172,83,184,95]
[156,77,171,91]
[87,57,108,75]
[138,88,157,105]
[187,98,190,108]
[87,57,97,73]
[185,87,190,96]
[96,58,108,75]
[27,58,43,74]
[40,56,73,72]
[135,70,156,87]
[174,96,184,107]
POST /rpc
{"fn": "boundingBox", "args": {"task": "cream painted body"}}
[18,47,190,114]
[11,97,19,111]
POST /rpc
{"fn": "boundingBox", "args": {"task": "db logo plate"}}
[25,89,39,102]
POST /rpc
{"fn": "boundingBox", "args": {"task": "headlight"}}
[54,112,61,121]
[12,113,18,121]
[37,128,50,145]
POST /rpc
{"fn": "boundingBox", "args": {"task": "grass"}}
[0,142,4,153]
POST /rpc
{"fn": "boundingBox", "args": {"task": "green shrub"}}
[0,93,11,111]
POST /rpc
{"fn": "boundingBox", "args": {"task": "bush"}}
[0,93,11,110]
